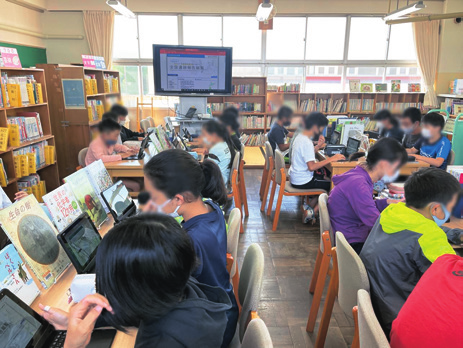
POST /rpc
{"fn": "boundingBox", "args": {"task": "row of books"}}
[7,113,44,145]
[300,98,347,113]
[209,102,262,112]
[362,99,375,112]
[84,74,98,95]
[0,158,8,187]
[240,132,266,146]
[87,100,104,121]
[441,98,463,115]
[448,79,463,95]
[13,142,53,178]
[17,174,46,203]
[267,100,298,112]
[148,126,173,154]
[240,116,265,129]
[232,84,260,95]
[0,72,44,108]
[103,74,119,93]
[268,83,301,92]
[375,102,423,112]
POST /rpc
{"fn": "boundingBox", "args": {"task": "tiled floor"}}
[234,169,354,348]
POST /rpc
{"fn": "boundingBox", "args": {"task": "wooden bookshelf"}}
[0,67,60,201]
[37,64,121,179]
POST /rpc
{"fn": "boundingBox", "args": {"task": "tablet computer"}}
[101,181,136,223]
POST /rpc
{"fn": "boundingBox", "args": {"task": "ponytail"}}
[203,120,236,169]
[144,149,228,205]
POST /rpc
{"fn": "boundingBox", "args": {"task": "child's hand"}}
[14,191,29,201]
[330,154,345,162]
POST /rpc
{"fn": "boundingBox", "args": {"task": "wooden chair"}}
[260,142,274,212]
[226,208,242,311]
[238,146,249,218]
[140,119,151,133]
[241,319,273,348]
[266,149,326,231]
[313,232,370,348]
[357,290,390,348]
[306,194,334,333]
[146,116,155,128]
[228,152,244,233]
[76,147,89,170]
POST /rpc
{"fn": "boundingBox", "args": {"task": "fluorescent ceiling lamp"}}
[383,1,426,21]
[256,1,273,22]
[106,0,136,19]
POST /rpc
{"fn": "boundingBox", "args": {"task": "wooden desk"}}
[30,216,137,347]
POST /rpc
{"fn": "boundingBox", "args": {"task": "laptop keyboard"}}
[50,331,67,347]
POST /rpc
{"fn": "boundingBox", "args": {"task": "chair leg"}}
[259,168,268,200]
[314,248,339,348]
[306,248,331,332]
[266,179,277,216]
[272,183,285,231]
[233,263,241,314]
[309,248,323,294]
[352,306,359,348]
[239,172,249,217]
[260,171,272,212]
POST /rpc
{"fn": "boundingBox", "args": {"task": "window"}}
[345,66,385,90]
[266,17,307,60]
[388,23,416,60]
[386,66,422,92]
[348,17,388,60]
[113,16,139,59]
[140,65,179,108]
[306,17,346,60]
[267,66,304,86]
[138,15,178,59]
[306,65,344,92]
[223,16,262,60]
[113,65,140,107]
[183,16,222,46]
[232,66,263,77]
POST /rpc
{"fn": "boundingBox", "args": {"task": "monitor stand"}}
[176,96,208,136]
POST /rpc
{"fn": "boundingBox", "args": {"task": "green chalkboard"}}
[0,42,47,68]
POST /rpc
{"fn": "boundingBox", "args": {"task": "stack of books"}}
[13,140,48,177]
[17,173,46,202]
[103,74,119,93]
[232,84,260,95]
[84,74,98,95]
[87,100,104,121]
[240,132,266,146]
[441,98,463,115]
[7,113,44,145]
[0,72,44,107]
[240,116,264,129]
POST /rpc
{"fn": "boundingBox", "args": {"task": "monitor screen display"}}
[102,181,133,217]
[346,137,361,156]
[153,45,233,95]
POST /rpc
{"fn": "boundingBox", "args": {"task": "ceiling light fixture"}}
[106,0,136,19]
[383,1,426,21]
[256,0,273,22]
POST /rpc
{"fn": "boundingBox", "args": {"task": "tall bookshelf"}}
[0,67,60,201]
[37,64,121,179]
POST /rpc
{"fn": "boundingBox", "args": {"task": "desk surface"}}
[30,215,137,347]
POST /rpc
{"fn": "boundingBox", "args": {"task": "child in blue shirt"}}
[143,149,238,348]
[407,112,451,170]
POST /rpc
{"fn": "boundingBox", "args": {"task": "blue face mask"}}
[381,170,400,184]
[105,139,117,146]
[431,203,451,226]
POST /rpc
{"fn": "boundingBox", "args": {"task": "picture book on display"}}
[64,169,107,228]
[85,160,113,213]
[0,195,70,289]
[0,244,40,305]
[43,183,83,232]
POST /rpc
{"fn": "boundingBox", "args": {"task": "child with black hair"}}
[407,112,451,169]
[374,109,404,143]
[110,104,145,142]
[219,106,242,151]
[360,167,460,337]
[101,111,122,145]
[143,149,239,347]
[201,120,236,185]
[400,107,422,148]
[39,214,232,348]
[267,105,294,153]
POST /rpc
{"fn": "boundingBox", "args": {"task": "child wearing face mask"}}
[407,112,451,170]
[400,107,422,149]
[360,168,459,337]
[143,149,239,348]
[200,120,236,186]
[110,104,145,142]
[328,138,408,254]
[267,105,295,153]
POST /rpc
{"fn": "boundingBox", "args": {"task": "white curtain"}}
[413,20,440,107]
[83,11,115,69]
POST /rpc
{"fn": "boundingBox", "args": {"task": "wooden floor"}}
[234,169,354,348]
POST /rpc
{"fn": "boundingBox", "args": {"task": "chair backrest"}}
[227,208,241,278]
[229,151,241,185]
[239,243,265,342]
[264,141,273,171]
[318,193,333,253]
[146,116,155,128]
[241,319,273,348]
[336,232,370,318]
[357,290,390,348]
[140,119,150,132]
[78,147,89,168]
[449,149,455,165]
[274,149,285,185]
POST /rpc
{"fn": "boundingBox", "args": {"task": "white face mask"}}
[119,120,126,126]
[382,169,400,184]
[421,128,432,139]
[202,137,211,145]
[152,199,180,218]
[403,126,414,135]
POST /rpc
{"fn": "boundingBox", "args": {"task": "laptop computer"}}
[57,214,101,274]
[123,130,153,160]
[0,289,116,348]
[183,128,193,142]
[346,137,361,157]
[101,181,136,223]
[330,130,341,145]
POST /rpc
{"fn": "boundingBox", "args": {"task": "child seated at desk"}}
[328,138,408,254]
[374,109,404,143]
[268,106,294,153]
[400,107,422,149]
[40,214,232,348]
[360,168,459,337]
[219,106,242,151]
[407,112,451,170]
[101,111,122,145]
[111,104,145,142]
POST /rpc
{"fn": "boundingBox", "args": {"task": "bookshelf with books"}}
[0,67,59,202]
[37,64,121,178]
